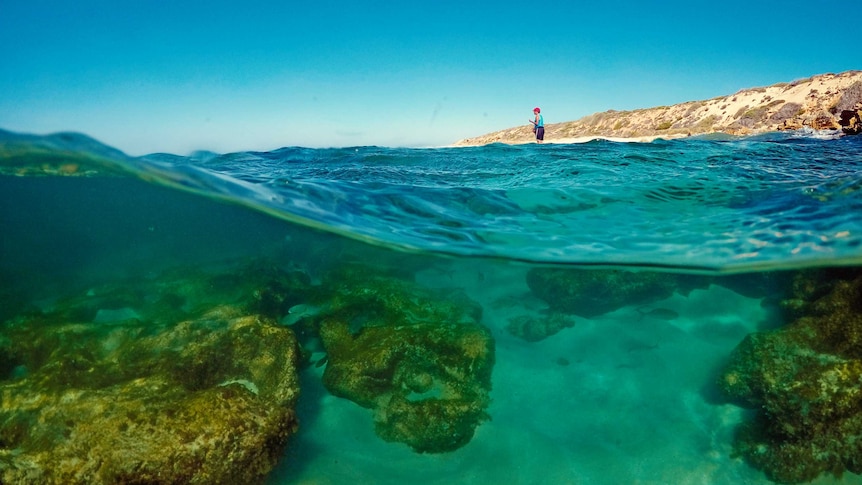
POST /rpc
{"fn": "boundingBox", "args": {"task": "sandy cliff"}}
[455,70,862,146]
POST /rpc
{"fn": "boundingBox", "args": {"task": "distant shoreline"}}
[454,70,862,147]
[449,133,689,148]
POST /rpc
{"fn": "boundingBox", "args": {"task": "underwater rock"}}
[322,264,484,326]
[525,267,704,318]
[719,268,862,484]
[321,319,494,453]
[0,261,307,484]
[506,312,576,342]
[313,266,493,453]
[711,270,796,301]
[42,259,312,328]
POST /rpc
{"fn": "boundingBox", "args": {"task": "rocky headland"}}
[455,70,862,146]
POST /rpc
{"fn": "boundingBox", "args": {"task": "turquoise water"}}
[1,129,862,484]
[143,132,862,271]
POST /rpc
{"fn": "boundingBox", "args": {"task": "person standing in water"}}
[530,107,544,143]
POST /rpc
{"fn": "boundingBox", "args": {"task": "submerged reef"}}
[525,267,705,318]
[306,265,494,453]
[506,312,576,341]
[719,268,862,484]
[525,267,796,320]
[0,261,307,484]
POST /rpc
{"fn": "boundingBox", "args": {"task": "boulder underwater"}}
[719,268,862,484]
[308,265,495,453]
[0,261,308,485]
[506,311,576,342]
[525,267,705,318]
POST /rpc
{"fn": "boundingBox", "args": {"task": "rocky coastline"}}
[455,70,862,146]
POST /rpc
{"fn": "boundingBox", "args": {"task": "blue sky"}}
[1,1,858,155]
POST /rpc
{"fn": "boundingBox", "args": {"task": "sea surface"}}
[1,128,862,484]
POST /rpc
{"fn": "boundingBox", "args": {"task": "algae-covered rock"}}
[525,267,703,318]
[711,270,796,301]
[313,266,494,453]
[719,268,862,484]
[506,312,576,342]
[319,264,484,327]
[0,261,308,484]
[47,259,312,327]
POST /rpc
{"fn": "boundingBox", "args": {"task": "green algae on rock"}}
[506,312,576,342]
[44,259,313,329]
[526,267,704,318]
[0,261,308,485]
[312,266,494,453]
[719,268,862,484]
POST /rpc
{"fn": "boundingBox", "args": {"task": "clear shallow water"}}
[148,132,862,271]
[7,129,862,272]
[1,129,862,485]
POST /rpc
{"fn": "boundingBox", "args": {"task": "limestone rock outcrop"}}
[839,107,862,135]
[455,71,862,145]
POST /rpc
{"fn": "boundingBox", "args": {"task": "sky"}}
[1,0,859,156]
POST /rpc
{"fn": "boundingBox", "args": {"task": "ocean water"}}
[1,128,862,484]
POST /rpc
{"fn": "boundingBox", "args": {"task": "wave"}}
[2,128,862,273]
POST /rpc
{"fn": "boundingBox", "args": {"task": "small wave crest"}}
[3,129,862,273]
